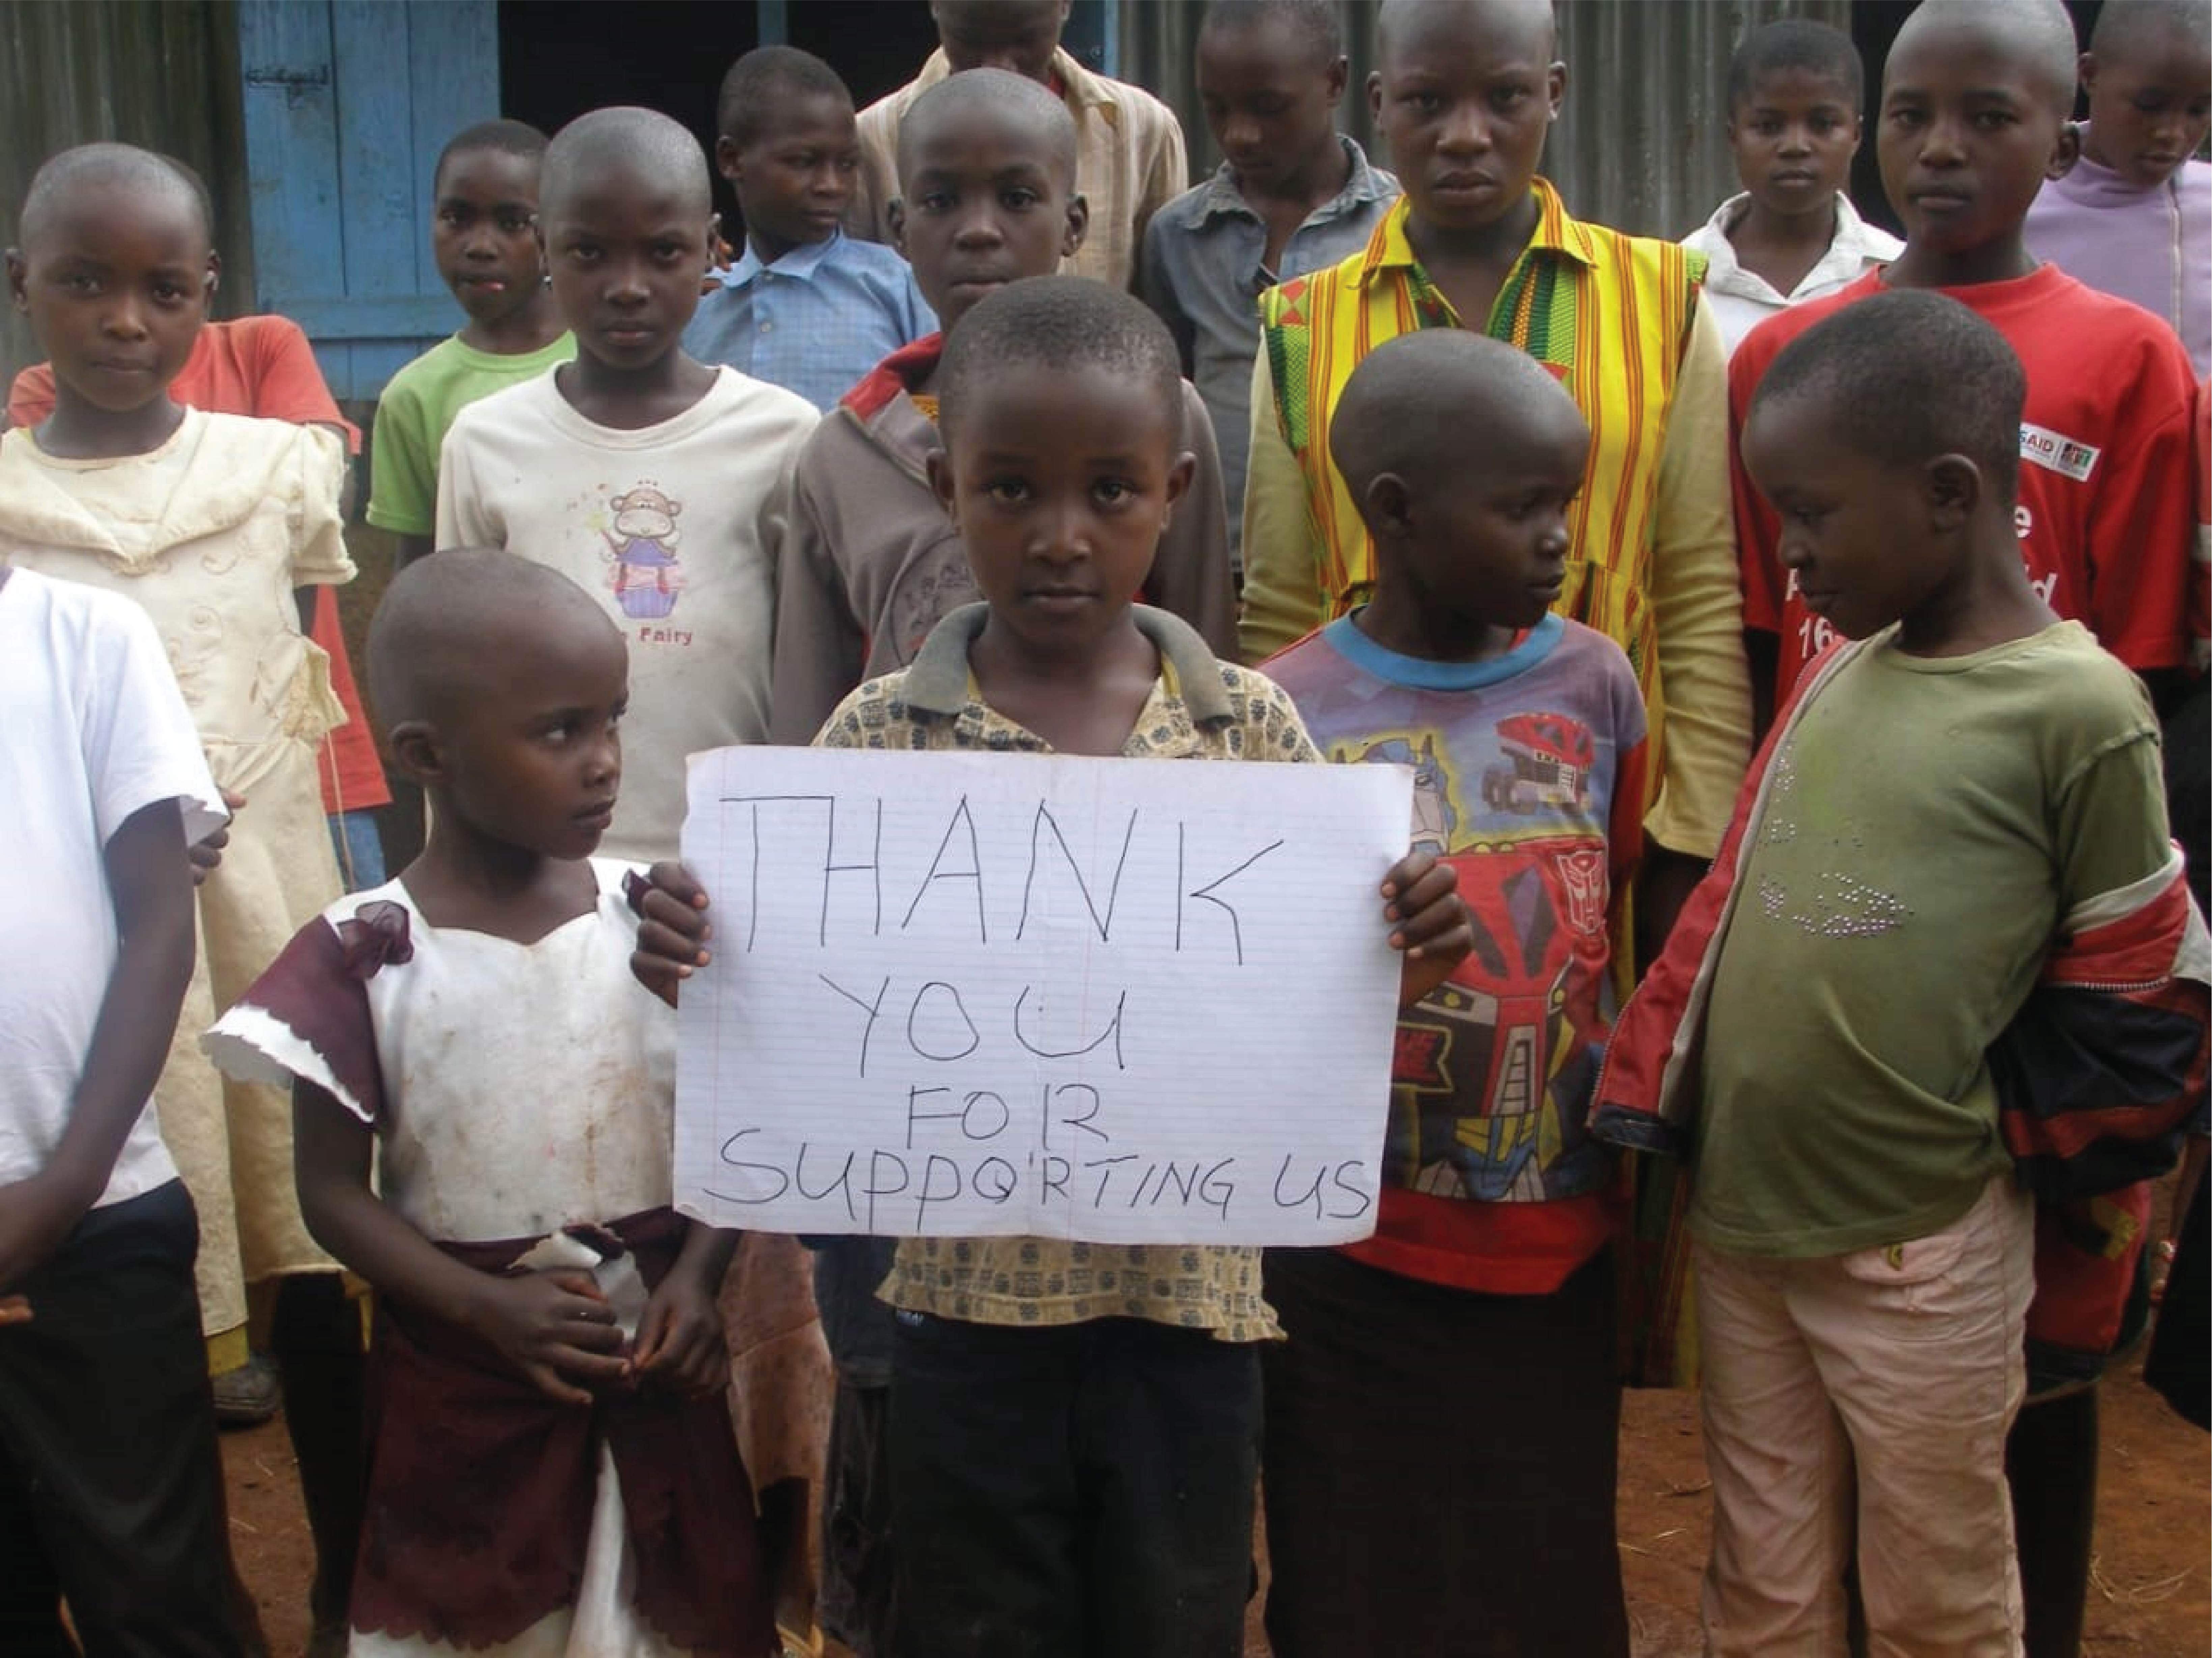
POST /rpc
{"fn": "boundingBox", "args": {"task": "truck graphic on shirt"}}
[1480,713,1594,815]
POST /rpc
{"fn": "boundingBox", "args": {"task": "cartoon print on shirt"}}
[601,484,684,620]
[1352,734,1458,854]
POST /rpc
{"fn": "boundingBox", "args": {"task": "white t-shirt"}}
[435,368,818,862]
[0,569,226,1208]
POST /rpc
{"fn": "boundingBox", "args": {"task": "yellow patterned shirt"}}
[1240,183,1751,863]
[818,601,1321,1342]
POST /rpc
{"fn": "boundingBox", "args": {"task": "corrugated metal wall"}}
[0,0,255,389]
[1122,0,1854,242]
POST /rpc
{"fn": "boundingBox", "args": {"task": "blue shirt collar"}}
[1321,610,1564,691]
[714,228,846,290]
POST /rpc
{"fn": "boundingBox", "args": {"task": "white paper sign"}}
[674,746,1413,1246]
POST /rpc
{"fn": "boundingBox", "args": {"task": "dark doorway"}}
[495,1,940,233]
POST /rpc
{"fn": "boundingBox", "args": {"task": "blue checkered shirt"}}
[683,229,936,413]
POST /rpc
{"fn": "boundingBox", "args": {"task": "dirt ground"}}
[224,1340,2207,1658]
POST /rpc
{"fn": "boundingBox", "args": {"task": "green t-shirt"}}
[365,332,576,536]
[1691,622,2166,1258]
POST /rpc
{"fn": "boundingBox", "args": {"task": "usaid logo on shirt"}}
[2020,422,2100,483]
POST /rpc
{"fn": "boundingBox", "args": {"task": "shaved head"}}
[541,106,711,219]
[1377,0,1558,67]
[367,549,621,731]
[896,66,1079,190]
[1892,0,2080,110]
[1332,330,1586,508]
[2092,0,2212,61]
[18,143,209,252]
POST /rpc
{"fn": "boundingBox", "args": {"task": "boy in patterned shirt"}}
[636,276,1468,1658]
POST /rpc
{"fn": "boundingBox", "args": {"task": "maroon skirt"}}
[350,1207,774,1656]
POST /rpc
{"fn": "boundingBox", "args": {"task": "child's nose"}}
[102,294,150,338]
[952,210,1006,247]
[1918,114,1968,165]
[1437,104,1491,156]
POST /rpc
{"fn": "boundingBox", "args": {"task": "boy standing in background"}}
[846,0,1186,289]
[437,106,818,867]
[2025,0,2209,377]
[1140,0,1398,569]
[770,69,1233,750]
[370,120,573,569]
[684,46,934,412]
[1242,0,1751,966]
[1682,19,1901,358]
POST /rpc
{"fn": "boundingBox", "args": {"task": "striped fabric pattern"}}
[1259,181,1707,819]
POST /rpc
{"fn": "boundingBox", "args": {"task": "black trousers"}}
[1260,1247,1629,1658]
[889,1312,1261,1658]
[0,1181,243,1657]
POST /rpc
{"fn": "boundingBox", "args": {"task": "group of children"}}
[2,0,2206,1656]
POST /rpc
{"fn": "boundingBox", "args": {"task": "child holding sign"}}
[1259,331,1646,1656]
[207,551,775,1657]
[635,276,1469,1658]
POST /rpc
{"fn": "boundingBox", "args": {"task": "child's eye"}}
[914,190,955,213]
[1404,91,1445,115]
[982,478,1032,505]
[1971,108,2017,131]
[999,188,1040,209]
[497,212,533,234]
[62,272,101,294]
[1491,86,1530,112]
[438,206,468,228]
[1093,478,1136,506]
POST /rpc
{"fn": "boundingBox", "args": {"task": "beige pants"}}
[1695,1177,2034,1658]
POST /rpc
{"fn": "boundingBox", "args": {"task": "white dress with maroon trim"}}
[205,859,693,1657]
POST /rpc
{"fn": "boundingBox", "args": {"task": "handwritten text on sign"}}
[674,747,1412,1245]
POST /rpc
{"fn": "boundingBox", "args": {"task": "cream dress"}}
[0,410,351,1346]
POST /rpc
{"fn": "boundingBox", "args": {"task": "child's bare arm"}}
[293,1079,629,1406]
[629,1218,738,1397]
[630,861,715,1007]
[0,799,195,1294]
[1381,848,1471,1009]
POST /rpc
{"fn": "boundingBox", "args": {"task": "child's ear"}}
[715,135,743,186]
[1924,452,1981,529]
[1160,450,1197,525]
[1323,54,1350,107]
[2076,50,2098,99]
[1367,70,1385,129]
[387,719,445,784]
[1061,192,1090,260]
[1545,61,1567,122]
[1365,472,1415,538]
[203,251,222,303]
[925,447,959,523]
[4,249,27,314]
[888,198,909,256]
[2047,119,2082,181]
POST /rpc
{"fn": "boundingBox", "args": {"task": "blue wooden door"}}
[238,0,498,399]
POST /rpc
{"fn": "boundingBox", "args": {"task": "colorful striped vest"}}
[1259,182,1708,820]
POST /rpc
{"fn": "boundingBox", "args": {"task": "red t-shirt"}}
[8,317,389,814]
[1730,265,2200,694]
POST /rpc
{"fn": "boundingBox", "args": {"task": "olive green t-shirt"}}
[1691,622,2166,1258]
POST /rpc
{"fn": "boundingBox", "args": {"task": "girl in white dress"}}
[207,550,772,1657]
